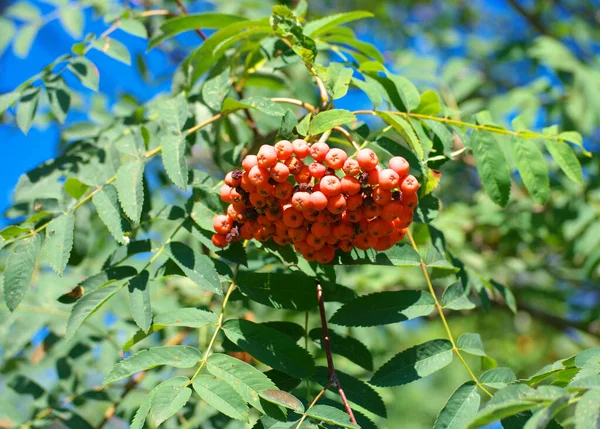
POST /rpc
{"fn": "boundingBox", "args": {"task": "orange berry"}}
[225,171,242,187]
[311,222,332,237]
[282,206,304,228]
[212,234,228,248]
[274,140,294,160]
[363,201,381,218]
[249,192,267,208]
[380,200,403,222]
[242,155,258,171]
[230,188,243,204]
[389,156,410,177]
[289,227,308,242]
[373,236,395,251]
[346,194,363,211]
[292,192,313,212]
[367,167,380,186]
[213,215,232,235]
[269,162,290,183]
[344,209,363,223]
[379,169,400,190]
[400,174,419,195]
[294,165,311,183]
[257,145,278,168]
[294,240,312,255]
[315,246,335,264]
[402,192,418,209]
[292,139,310,158]
[333,222,354,241]
[372,186,391,205]
[306,233,326,250]
[256,184,274,198]
[248,165,270,186]
[320,175,342,197]
[354,232,378,250]
[339,240,353,252]
[310,142,330,162]
[368,218,393,237]
[327,194,346,214]
[341,176,361,195]
[239,223,253,240]
[274,181,294,200]
[325,234,338,245]
[303,209,319,222]
[309,162,327,179]
[310,191,329,211]
[325,148,348,170]
[264,207,282,221]
[284,156,303,175]
[219,184,233,203]
[240,172,256,193]
[275,222,289,238]
[356,148,378,171]
[343,158,361,176]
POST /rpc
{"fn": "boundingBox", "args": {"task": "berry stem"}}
[316,282,358,424]
[406,229,492,397]
[173,0,208,40]
[295,382,331,429]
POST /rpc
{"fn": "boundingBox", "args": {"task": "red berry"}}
[310,142,330,162]
[282,206,304,228]
[270,162,290,183]
[219,184,233,203]
[274,140,294,160]
[325,148,348,170]
[343,158,361,176]
[356,148,378,171]
[294,165,312,183]
[257,145,278,168]
[400,174,419,195]
[320,175,342,197]
[242,155,258,171]
[340,176,361,195]
[292,192,313,212]
[372,186,391,205]
[379,169,400,190]
[212,234,228,248]
[389,156,410,177]
[346,194,363,211]
[309,162,327,179]
[274,181,294,200]
[310,191,329,211]
[292,139,310,158]
[213,215,232,235]
[327,194,346,214]
[248,165,269,186]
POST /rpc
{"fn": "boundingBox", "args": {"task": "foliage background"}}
[0,0,599,428]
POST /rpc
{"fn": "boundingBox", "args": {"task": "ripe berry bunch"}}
[212,139,420,264]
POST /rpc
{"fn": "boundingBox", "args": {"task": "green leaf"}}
[124,308,218,351]
[512,137,549,204]
[68,57,99,91]
[157,92,188,134]
[387,74,420,112]
[151,13,247,49]
[376,112,424,160]
[296,113,312,136]
[441,282,475,310]
[206,353,277,413]
[44,212,75,276]
[128,270,152,333]
[45,76,71,124]
[313,366,386,417]
[115,160,145,223]
[569,375,600,390]
[305,405,360,429]
[574,348,600,368]
[415,90,442,116]
[222,96,286,117]
[330,290,435,327]
[189,19,273,83]
[370,339,453,387]
[271,6,317,66]
[457,333,487,357]
[575,390,600,429]
[470,131,511,207]
[202,68,231,111]
[119,19,148,39]
[165,242,222,294]
[65,283,123,341]
[309,328,373,371]
[59,6,84,39]
[308,109,356,135]
[0,91,21,115]
[16,88,40,135]
[236,270,317,311]
[558,131,590,157]
[131,392,152,429]
[104,346,201,385]
[467,385,539,429]
[481,368,517,389]
[544,139,583,184]
[92,38,131,65]
[304,11,373,38]
[64,177,88,199]
[435,382,481,429]
[523,396,570,429]
[14,24,39,58]
[150,376,192,426]
[161,135,188,190]
[193,375,250,422]
[259,389,305,414]
[3,234,41,311]
[0,18,16,58]
[222,319,315,378]
[317,63,353,100]
[92,184,130,245]
[351,77,383,108]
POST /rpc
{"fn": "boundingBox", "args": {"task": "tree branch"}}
[316,283,358,425]
[505,0,549,36]
[173,0,208,40]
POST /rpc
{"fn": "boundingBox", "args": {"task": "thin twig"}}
[316,283,358,424]
[295,383,330,429]
[405,230,492,397]
[173,0,207,40]
[333,126,360,151]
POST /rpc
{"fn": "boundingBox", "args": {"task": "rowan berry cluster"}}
[212,139,419,264]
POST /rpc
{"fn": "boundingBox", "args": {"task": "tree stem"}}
[316,283,358,424]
